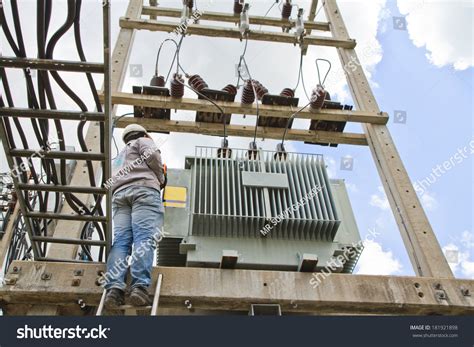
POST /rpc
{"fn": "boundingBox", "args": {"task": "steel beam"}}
[0,121,42,258]
[0,108,105,122]
[0,203,20,271]
[0,57,104,73]
[1,261,472,315]
[26,212,106,222]
[31,236,106,247]
[102,0,113,257]
[9,149,105,161]
[18,184,107,194]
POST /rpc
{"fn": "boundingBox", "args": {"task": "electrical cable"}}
[316,58,331,87]
[235,36,249,88]
[111,112,135,160]
[154,38,179,84]
[259,0,279,30]
[1,0,106,260]
[293,49,304,91]
[166,35,229,142]
[280,101,312,146]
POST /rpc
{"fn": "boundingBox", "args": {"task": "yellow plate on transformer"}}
[164,186,187,208]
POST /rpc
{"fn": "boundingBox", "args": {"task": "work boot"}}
[104,288,125,310]
[129,286,152,306]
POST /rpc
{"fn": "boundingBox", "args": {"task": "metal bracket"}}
[41,272,52,281]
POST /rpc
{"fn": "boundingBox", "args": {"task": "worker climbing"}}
[103,124,166,309]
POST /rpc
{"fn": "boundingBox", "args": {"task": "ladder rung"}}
[96,274,163,316]
[35,257,104,264]
[10,149,106,161]
[0,57,105,73]
[18,183,108,194]
[31,236,106,246]
[25,212,107,222]
[0,107,106,121]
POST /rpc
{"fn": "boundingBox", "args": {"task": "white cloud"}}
[460,230,474,249]
[370,186,390,211]
[345,182,359,193]
[397,0,474,70]
[419,191,438,211]
[461,260,474,278]
[317,0,387,102]
[323,156,337,178]
[442,242,474,279]
[356,240,403,275]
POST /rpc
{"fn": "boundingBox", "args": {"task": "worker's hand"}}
[160,164,168,190]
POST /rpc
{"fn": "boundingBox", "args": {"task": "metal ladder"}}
[96,274,163,316]
[0,1,112,263]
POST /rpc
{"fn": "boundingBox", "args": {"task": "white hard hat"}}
[122,124,148,143]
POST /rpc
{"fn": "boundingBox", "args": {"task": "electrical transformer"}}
[159,146,362,273]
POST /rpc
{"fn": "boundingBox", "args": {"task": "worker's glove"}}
[160,164,168,190]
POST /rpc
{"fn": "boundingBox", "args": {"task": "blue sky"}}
[296,0,473,278]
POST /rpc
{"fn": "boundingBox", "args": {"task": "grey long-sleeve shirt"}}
[109,137,165,194]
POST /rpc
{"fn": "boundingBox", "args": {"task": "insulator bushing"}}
[254,80,268,100]
[185,0,194,9]
[310,85,327,110]
[150,75,165,87]
[222,84,238,95]
[188,74,208,92]
[234,0,243,14]
[170,73,185,98]
[241,80,255,104]
[282,1,292,19]
[280,88,294,98]
[217,147,232,158]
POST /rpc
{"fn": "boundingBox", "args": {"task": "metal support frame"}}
[46,0,140,261]
[0,203,20,271]
[0,119,42,259]
[0,107,106,122]
[0,57,104,73]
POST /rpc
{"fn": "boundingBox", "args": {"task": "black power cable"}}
[1,0,107,260]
